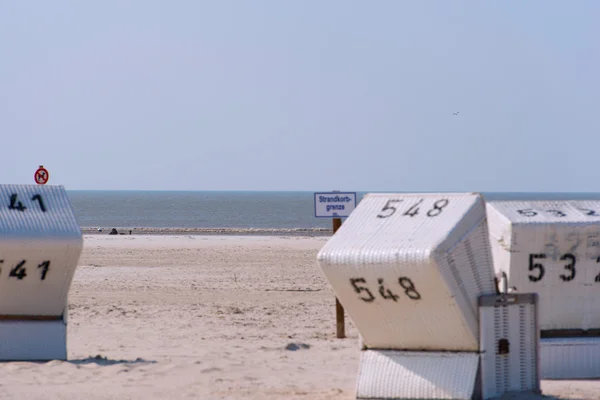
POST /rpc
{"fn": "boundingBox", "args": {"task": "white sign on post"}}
[314,192,357,218]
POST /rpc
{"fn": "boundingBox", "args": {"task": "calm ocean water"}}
[66,191,600,231]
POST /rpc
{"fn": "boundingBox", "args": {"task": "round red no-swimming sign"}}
[34,165,49,185]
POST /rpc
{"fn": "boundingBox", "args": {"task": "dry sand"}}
[0,235,598,399]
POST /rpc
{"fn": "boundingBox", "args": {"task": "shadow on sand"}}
[493,392,570,400]
[67,354,157,366]
[0,355,157,365]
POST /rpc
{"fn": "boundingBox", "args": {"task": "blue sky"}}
[1,1,598,191]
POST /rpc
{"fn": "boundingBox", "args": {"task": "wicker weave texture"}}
[0,185,83,316]
[318,193,496,351]
[541,337,600,379]
[356,350,479,399]
[487,200,600,330]
[479,295,539,399]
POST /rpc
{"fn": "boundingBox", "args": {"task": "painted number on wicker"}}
[376,198,449,219]
[528,253,600,283]
[8,193,47,213]
[517,208,600,218]
[0,260,51,281]
[349,277,421,302]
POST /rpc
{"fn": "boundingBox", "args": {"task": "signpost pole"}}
[333,216,345,339]
[313,189,356,339]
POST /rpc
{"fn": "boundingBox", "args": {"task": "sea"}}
[67,191,600,235]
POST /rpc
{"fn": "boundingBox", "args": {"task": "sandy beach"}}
[0,234,598,399]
